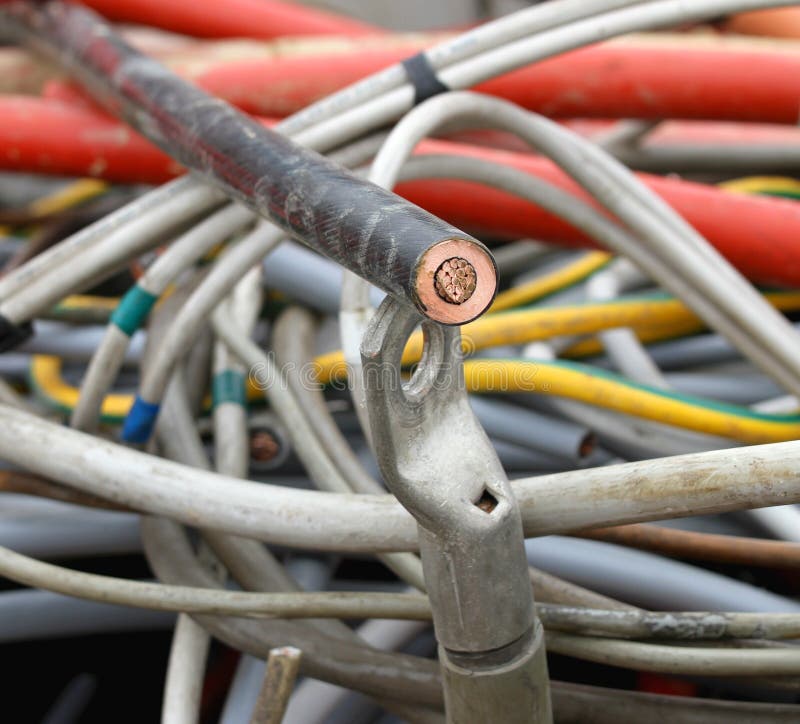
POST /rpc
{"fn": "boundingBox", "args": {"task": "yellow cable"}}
[719,176,800,196]
[35,351,800,443]
[29,290,800,436]
[315,290,800,383]
[489,251,610,313]
[31,354,263,423]
[465,358,800,445]
[52,295,120,312]
[0,178,108,239]
[30,355,133,420]
[28,178,108,217]
[562,318,707,358]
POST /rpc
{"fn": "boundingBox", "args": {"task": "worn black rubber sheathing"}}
[2,1,495,321]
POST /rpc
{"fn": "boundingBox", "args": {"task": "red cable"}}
[44,37,800,124]
[0,96,183,182]
[155,38,800,124]
[636,672,697,698]
[399,138,800,289]
[724,9,800,39]
[477,39,800,124]
[2,96,800,288]
[75,0,381,39]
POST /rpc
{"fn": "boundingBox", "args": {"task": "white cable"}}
[0,183,224,323]
[585,259,669,389]
[161,616,210,724]
[7,0,794,326]
[0,177,204,302]
[71,203,256,431]
[279,0,648,138]
[139,223,281,406]
[9,403,800,548]
[363,93,800,398]
[283,618,429,724]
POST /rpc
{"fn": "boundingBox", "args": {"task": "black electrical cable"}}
[0,315,32,352]
[0,0,497,325]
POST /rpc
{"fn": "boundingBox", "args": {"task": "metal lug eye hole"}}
[403,321,444,399]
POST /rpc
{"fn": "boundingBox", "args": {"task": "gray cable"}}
[469,395,593,462]
[262,242,383,315]
[666,371,782,405]
[0,497,141,559]
[0,587,173,642]
[387,95,800,399]
[525,536,800,612]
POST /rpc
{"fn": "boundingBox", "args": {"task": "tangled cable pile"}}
[4,0,800,721]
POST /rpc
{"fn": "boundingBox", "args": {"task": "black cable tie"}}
[0,315,32,353]
[402,53,450,106]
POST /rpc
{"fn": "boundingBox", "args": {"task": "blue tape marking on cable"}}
[402,53,450,106]
[121,395,161,443]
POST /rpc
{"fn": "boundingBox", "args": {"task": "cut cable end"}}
[416,238,497,325]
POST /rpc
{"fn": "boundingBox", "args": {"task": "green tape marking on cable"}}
[110,286,158,337]
[212,370,247,408]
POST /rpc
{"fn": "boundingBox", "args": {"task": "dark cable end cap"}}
[0,315,32,353]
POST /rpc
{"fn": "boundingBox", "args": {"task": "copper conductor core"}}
[416,238,497,325]
[251,431,280,462]
[434,257,477,304]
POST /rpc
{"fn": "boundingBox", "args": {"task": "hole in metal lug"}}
[475,489,498,514]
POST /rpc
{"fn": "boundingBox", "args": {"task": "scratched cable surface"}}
[1,0,496,323]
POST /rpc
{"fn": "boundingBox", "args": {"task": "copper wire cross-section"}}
[434,257,477,304]
[416,238,496,324]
